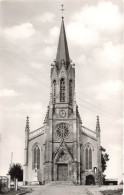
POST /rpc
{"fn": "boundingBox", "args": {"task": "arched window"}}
[60,78,65,102]
[85,145,92,170]
[89,147,92,169]
[69,79,73,103]
[85,147,89,169]
[53,80,56,104]
[33,145,40,169]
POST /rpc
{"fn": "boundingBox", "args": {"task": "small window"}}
[60,78,65,102]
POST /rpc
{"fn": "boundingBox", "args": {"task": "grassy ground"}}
[1,190,18,195]
[0,188,32,195]
[101,189,123,195]
[87,185,123,195]
[0,189,19,195]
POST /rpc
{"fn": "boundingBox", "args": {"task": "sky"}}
[0,0,123,182]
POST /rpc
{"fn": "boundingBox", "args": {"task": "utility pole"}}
[9,152,13,168]
[0,133,1,174]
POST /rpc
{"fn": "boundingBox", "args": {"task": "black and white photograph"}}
[0,0,123,194]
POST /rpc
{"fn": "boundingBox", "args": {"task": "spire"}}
[56,18,70,67]
[96,116,100,135]
[25,116,30,132]
[96,116,100,128]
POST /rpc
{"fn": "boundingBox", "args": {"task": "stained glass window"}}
[89,147,92,169]
[33,145,40,169]
[56,123,69,139]
[85,147,88,169]
[85,145,92,170]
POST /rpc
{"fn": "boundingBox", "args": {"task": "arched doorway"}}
[54,149,72,181]
[57,164,68,181]
[57,150,69,181]
[86,175,95,185]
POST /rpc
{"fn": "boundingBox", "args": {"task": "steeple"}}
[25,116,30,132]
[25,116,29,166]
[56,18,70,68]
[96,116,100,137]
[50,7,75,105]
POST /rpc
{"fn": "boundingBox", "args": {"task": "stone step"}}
[46,181,74,186]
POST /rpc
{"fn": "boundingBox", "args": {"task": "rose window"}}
[56,123,69,139]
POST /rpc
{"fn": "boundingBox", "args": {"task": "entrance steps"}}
[46,181,74,186]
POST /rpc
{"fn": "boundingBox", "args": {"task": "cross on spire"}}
[60,4,65,19]
[56,13,70,66]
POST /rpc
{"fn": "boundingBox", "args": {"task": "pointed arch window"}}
[53,80,56,104]
[32,145,40,169]
[69,79,73,103]
[85,145,92,170]
[85,147,89,169]
[60,78,65,102]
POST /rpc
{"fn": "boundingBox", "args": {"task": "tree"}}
[101,146,109,172]
[8,163,23,181]
[120,180,123,185]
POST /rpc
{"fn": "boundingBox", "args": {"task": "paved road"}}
[24,183,123,195]
[30,184,92,195]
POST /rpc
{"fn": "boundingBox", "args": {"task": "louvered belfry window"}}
[53,80,56,104]
[85,145,92,170]
[60,78,65,102]
[69,79,73,103]
[33,145,40,169]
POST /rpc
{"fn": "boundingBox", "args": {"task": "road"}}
[24,182,123,195]
[30,183,93,195]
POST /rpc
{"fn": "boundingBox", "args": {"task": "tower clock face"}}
[59,110,66,118]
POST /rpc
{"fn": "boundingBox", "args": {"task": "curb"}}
[17,192,28,195]
[86,191,94,195]
[17,188,32,195]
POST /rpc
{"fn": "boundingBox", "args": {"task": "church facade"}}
[23,18,103,185]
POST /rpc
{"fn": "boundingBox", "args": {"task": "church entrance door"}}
[57,164,68,181]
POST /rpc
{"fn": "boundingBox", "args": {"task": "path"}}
[29,182,92,195]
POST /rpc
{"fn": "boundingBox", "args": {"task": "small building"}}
[104,179,118,185]
[0,176,10,193]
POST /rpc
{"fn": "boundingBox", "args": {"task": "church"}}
[23,16,103,185]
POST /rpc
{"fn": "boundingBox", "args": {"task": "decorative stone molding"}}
[29,127,44,140]
[82,126,96,139]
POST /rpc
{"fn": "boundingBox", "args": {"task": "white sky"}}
[0,0,123,182]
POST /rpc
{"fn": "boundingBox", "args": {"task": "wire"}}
[0,37,121,119]
[77,95,121,118]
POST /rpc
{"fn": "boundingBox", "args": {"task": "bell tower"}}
[50,18,76,117]
[43,16,82,184]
